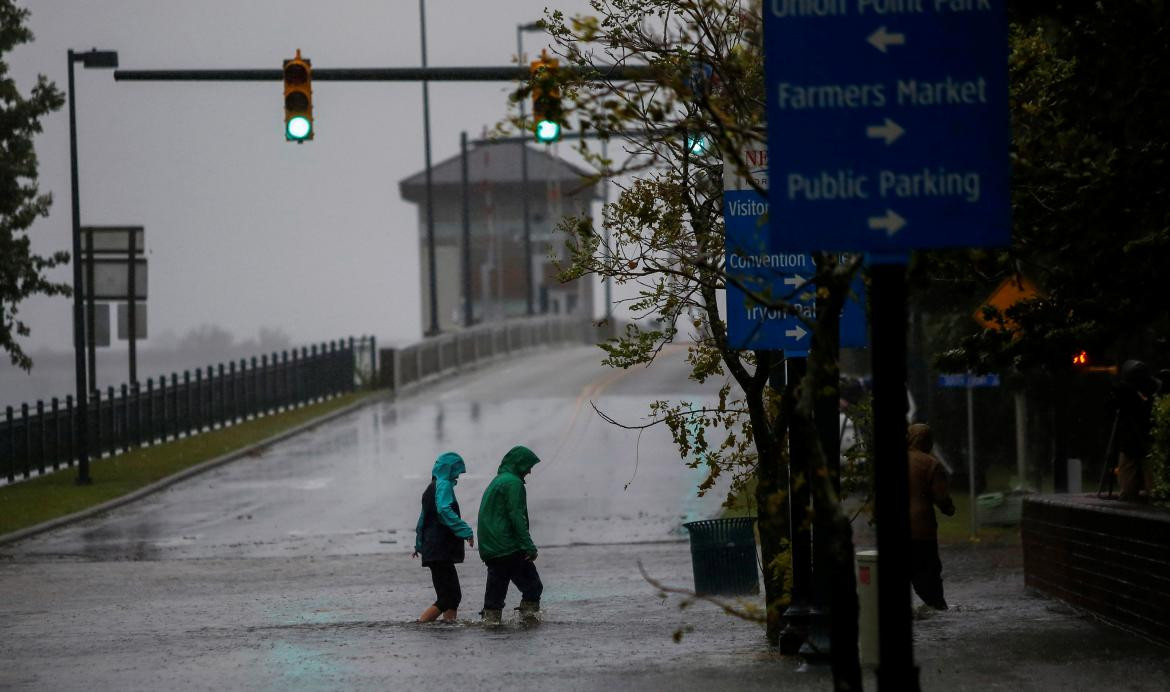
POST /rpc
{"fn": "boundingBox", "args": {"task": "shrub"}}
[1147,395,1170,505]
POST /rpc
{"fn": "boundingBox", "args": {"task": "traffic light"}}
[1072,349,1118,373]
[530,51,562,143]
[687,133,710,156]
[283,49,313,142]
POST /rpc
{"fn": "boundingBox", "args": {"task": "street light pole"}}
[67,48,118,486]
[517,22,542,317]
[420,0,440,336]
[460,131,474,327]
[601,138,612,321]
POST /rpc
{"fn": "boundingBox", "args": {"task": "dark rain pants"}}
[910,539,948,610]
[483,551,543,610]
[428,561,462,612]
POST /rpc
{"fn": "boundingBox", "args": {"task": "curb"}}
[0,389,389,547]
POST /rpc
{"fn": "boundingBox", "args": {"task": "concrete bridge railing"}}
[378,315,608,392]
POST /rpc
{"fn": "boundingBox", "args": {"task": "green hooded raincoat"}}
[477,446,540,561]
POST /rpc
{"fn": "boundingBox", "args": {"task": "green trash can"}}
[682,517,759,596]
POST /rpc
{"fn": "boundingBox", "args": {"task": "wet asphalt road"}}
[4,345,1170,690]
[6,345,726,562]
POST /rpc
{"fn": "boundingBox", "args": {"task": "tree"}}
[919,2,1170,374]
[0,0,67,370]
[534,1,863,685]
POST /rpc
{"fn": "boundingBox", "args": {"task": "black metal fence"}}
[1,336,375,484]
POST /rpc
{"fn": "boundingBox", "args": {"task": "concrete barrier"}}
[378,316,608,394]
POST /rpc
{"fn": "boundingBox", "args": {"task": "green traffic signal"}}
[687,134,709,156]
[286,115,312,140]
[283,50,314,142]
[535,119,561,143]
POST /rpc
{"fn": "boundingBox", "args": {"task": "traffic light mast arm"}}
[115,64,656,82]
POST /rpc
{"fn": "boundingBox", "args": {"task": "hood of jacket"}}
[497,445,540,477]
[432,452,466,483]
[907,423,933,453]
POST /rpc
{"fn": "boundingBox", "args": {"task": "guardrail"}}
[1,336,376,484]
[380,316,603,391]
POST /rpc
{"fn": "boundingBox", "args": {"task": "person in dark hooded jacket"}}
[1111,360,1163,502]
[412,452,474,623]
[477,445,542,625]
[907,423,955,610]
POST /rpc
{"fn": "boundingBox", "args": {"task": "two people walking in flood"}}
[412,445,543,625]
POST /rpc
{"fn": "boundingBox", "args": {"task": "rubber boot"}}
[481,608,502,627]
[517,600,540,624]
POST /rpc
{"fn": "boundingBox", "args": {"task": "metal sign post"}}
[84,228,97,393]
[938,372,1002,535]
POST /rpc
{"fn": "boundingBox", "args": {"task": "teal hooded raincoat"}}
[414,452,474,562]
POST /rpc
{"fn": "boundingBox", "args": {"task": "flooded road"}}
[1,345,792,691]
[5,345,1169,690]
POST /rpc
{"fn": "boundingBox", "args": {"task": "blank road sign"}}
[82,259,147,300]
[116,303,148,340]
[85,303,111,347]
[82,226,144,254]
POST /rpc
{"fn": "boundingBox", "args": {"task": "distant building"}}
[399,142,600,333]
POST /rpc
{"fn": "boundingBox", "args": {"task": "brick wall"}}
[1022,495,1170,645]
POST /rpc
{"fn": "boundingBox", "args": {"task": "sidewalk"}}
[2,537,1167,690]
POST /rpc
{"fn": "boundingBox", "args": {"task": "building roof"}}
[399,142,600,203]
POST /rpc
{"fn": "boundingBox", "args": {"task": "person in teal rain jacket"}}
[477,445,542,625]
[412,452,474,623]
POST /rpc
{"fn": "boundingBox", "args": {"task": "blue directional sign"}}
[763,2,1010,252]
[938,373,1001,388]
[724,148,868,351]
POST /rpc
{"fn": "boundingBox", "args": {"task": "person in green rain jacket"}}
[412,452,474,623]
[477,445,542,625]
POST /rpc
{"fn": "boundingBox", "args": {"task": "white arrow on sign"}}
[866,118,905,145]
[868,209,907,236]
[867,26,906,53]
[783,274,806,288]
[785,325,808,341]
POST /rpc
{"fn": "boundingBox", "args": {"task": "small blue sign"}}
[725,185,815,352]
[763,2,1010,252]
[724,148,868,351]
[724,190,868,351]
[938,373,1001,388]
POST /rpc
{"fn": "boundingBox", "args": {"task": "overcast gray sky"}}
[8,0,599,358]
